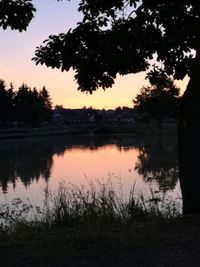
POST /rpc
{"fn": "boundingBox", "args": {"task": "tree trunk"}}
[179,49,200,214]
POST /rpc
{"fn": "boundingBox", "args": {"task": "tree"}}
[0,80,8,122]
[1,2,199,119]
[39,86,52,121]
[0,78,52,125]
[14,83,52,124]
[133,71,180,126]
[32,1,200,214]
[14,83,33,123]
[0,0,36,31]
[0,79,15,122]
[2,1,200,213]
[33,1,197,94]
[55,105,64,110]
[5,82,15,121]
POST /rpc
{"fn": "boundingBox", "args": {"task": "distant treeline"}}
[0,79,52,125]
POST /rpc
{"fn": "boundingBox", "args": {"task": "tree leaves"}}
[31,0,199,92]
[133,71,180,124]
[0,0,36,31]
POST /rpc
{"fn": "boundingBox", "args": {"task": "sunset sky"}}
[0,0,189,109]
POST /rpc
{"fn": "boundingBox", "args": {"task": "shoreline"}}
[0,217,200,266]
[0,122,178,140]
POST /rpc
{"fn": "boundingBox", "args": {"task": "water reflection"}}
[0,135,179,203]
[0,140,53,192]
[135,135,179,192]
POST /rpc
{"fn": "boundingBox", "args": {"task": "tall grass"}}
[47,180,181,225]
[0,180,181,231]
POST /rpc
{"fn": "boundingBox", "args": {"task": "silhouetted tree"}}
[14,83,33,123]
[0,79,8,122]
[0,80,53,125]
[133,72,180,126]
[33,2,197,96]
[55,105,64,110]
[2,2,199,127]
[34,1,200,214]
[0,0,35,31]
[13,83,52,124]
[3,1,200,213]
[0,79,15,122]
[6,83,15,121]
[39,86,52,121]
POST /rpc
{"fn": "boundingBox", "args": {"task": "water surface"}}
[0,134,181,207]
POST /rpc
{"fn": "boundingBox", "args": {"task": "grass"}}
[1,181,200,266]
[0,179,181,232]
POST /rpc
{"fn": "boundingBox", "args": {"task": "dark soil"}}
[0,217,200,267]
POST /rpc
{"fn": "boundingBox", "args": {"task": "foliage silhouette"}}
[33,1,197,94]
[0,0,36,31]
[0,80,15,122]
[0,79,52,125]
[33,0,200,214]
[2,1,200,213]
[133,72,180,125]
[0,140,54,193]
[135,136,179,193]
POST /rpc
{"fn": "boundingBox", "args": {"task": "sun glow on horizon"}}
[0,1,189,110]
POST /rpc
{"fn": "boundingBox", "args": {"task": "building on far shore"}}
[52,107,136,125]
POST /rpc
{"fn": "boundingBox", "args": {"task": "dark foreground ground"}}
[0,217,200,267]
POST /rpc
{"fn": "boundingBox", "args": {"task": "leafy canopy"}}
[0,0,36,31]
[133,69,180,124]
[0,79,52,123]
[1,1,198,93]
[33,0,198,93]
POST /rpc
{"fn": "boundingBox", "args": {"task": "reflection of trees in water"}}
[0,141,54,193]
[135,135,179,192]
[52,135,179,194]
[0,135,138,193]
[63,134,138,151]
[0,134,179,194]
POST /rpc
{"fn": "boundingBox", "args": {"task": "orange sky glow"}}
[0,0,189,109]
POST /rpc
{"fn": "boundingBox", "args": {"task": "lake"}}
[0,134,181,209]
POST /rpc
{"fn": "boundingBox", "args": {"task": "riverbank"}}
[0,122,177,140]
[0,126,68,139]
[0,216,200,267]
[0,180,191,267]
